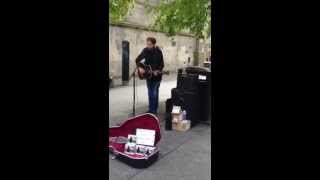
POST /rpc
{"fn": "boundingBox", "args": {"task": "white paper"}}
[136,128,156,146]
[198,75,207,80]
[172,106,181,114]
[172,114,180,123]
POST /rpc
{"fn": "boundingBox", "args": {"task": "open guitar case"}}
[108,113,161,168]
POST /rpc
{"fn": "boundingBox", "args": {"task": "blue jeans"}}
[146,80,161,114]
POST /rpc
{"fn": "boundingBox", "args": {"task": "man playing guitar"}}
[135,37,164,116]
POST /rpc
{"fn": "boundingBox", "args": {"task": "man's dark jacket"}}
[135,46,164,81]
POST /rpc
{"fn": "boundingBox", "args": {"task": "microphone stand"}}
[132,67,137,117]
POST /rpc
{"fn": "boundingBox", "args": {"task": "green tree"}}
[150,0,211,38]
[109,0,211,38]
[109,0,135,23]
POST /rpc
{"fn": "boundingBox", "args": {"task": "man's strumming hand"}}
[153,70,161,76]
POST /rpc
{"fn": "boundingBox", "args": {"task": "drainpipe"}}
[194,38,200,66]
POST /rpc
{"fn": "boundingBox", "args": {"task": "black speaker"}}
[178,68,212,122]
[198,71,211,122]
[171,88,184,106]
[180,91,200,127]
[185,66,209,74]
[165,113,172,130]
[177,73,199,93]
[165,98,173,113]
[122,41,130,81]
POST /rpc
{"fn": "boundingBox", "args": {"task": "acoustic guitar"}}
[130,63,162,80]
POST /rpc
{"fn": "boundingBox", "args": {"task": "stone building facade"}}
[109,0,210,86]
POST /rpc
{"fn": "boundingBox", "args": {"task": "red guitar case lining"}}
[109,113,161,168]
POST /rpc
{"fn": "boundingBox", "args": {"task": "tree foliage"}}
[150,0,211,38]
[109,0,135,23]
[109,0,211,38]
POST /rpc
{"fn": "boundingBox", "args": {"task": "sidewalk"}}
[110,72,177,90]
[109,73,212,180]
[109,73,177,124]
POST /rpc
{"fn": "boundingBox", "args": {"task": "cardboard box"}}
[181,120,191,131]
[172,105,183,123]
[172,120,191,132]
[172,113,183,123]
[172,122,178,130]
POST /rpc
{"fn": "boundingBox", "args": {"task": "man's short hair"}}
[146,37,156,45]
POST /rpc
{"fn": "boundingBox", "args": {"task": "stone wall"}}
[109,0,203,86]
[109,25,196,85]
